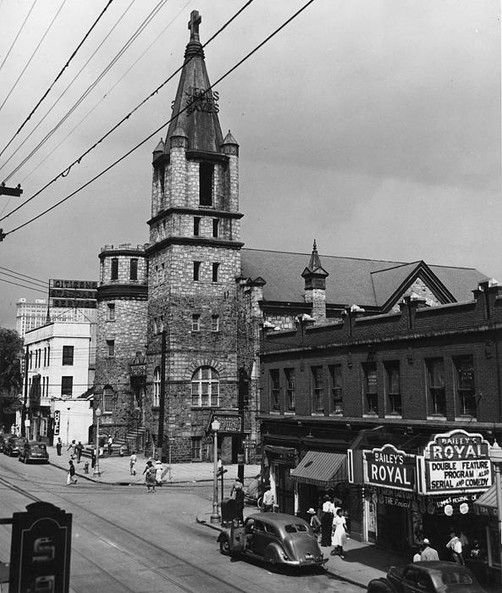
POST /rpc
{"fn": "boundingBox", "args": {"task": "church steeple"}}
[302,240,329,321]
[165,10,224,154]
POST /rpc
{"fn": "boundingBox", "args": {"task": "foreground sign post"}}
[9,502,72,593]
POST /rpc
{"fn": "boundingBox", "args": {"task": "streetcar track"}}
[0,473,262,593]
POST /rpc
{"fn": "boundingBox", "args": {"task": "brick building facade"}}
[260,278,502,579]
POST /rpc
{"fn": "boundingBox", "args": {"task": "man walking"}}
[75,441,84,463]
[130,451,137,475]
[446,531,464,565]
[67,460,77,485]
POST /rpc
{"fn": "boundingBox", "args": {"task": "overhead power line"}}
[0,0,69,115]
[1,0,168,183]
[0,276,47,294]
[21,0,193,185]
[2,0,315,237]
[0,0,39,73]
[0,0,254,224]
[0,0,115,164]
[0,269,47,290]
[0,265,46,285]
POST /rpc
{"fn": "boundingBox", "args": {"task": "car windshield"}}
[284,523,308,533]
[437,568,473,586]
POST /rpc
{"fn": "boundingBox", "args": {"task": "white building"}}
[16,298,48,338]
[22,321,94,443]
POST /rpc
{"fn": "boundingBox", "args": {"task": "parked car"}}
[0,434,6,453]
[4,436,28,457]
[18,441,49,464]
[217,512,327,570]
[367,561,486,593]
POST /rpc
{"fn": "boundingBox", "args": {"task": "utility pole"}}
[21,345,29,437]
[237,367,249,484]
[157,330,166,461]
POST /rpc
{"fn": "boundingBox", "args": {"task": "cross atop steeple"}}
[188,10,201,42]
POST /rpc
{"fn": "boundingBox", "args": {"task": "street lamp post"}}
[93,408,102,478]
[210,418,221,524]
[489,441,502,585]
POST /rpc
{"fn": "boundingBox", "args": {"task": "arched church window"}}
[153,367,161,407]
[191,366,219,407]
[103,385,114,414]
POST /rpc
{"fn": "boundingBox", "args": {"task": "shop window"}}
[199,162,214,206]
[103,385,114,413]
[426,358,446,416]
[329,364,343,415]
[153,367,160,407]
[192,314,201,332]
[192,437,202,460]
[270,369,280,411]
[107,303,115,321]
[61,376,73,398]
[111,258,118,280]
[191,366,219,407]
[454,355,476,417]
[212,219,219,238]
[194,217,201,236]
[311,366,324,412]
[385,361,401,415]
[62,345,74,366]
[130,258,138,280]
[363,362,378,415]
[193,261,201,281]
[285,368,295,412]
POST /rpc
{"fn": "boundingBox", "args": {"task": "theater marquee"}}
[363,444,416,492]
[421,429,492,495]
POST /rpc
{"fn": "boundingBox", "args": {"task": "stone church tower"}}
[145,11,243,462]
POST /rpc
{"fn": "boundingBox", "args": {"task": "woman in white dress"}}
[331,508,348,557]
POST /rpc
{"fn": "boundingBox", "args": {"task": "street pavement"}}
[47,446,499,592]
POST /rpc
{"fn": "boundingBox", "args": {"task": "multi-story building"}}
[16,298,48,338]
[260,276,502,581]
[22,321,94,443]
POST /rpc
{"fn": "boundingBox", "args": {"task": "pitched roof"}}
[240,248,488,308]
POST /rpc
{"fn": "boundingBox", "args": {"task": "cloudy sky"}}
[0,0,499,329]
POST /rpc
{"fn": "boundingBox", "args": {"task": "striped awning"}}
[290,451,347,487]
[473,484,499,516]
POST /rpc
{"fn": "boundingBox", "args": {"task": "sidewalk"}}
[47,446,261,486]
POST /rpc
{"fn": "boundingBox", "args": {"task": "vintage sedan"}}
[18,441,49,464]
[217,512,327,570]
[367,561,486,593]
[4,436,28,457]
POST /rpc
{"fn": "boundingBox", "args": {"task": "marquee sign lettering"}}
[423,430,492,494]
[363,444,416,491]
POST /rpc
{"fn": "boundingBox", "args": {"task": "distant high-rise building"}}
[16,298,48,338]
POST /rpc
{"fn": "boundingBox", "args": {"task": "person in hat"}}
[420,538,439,561]
[320,495,334,547]
[307,508,321,538]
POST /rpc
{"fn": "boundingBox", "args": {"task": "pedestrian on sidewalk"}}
[67,440,76,459]
[107,435,113,456]
[130,451,137,475]
[233,480,245,524]
[420,538,439,561]
[75,441,84,463]
[331,508,348,558]
[66,460,77,485]
[446,531,464,565]
[155,459,163,486]
[261,485,275,512]
[321,495,334,547]
[144,461,156,493]
[307,508,321,539]
[56,437,62,456]
[413,548,422,562]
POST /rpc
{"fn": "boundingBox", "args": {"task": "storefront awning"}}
[473,484,499,516]
[290,451,347,487]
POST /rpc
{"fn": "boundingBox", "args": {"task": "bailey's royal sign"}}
[363,444,416,491]
[422,429,492,495]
